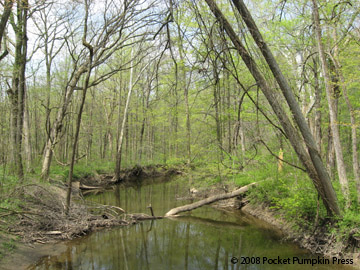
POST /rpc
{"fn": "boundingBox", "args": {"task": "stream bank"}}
[1,168,359,269]
[192,185,360,268]
[0,164,182,269]
[240,203,360,268]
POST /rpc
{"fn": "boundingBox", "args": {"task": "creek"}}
[28,176,353,269]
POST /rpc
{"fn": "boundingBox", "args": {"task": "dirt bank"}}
[0,165,182,269]
[185,183,360,269]
[240,202,360,268]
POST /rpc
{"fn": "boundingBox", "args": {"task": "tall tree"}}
[203,0,340,216]
[114,47,134,182]
[65,0,93,214]
[32,1,68,159]
[7,0,29,179]
[312,0,350,207]
[0,0,14,61]
[41,0,158,179]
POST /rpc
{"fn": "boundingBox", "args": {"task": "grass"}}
[0,238,16,261]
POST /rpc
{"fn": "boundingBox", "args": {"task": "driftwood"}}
[165,182,256,217]
[79,184,104,190]
[128,213,163,221]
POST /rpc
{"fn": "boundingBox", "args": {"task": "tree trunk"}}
[8,0,28,180]
[176,23,191,165]
[0,0,14,61]
[313,58,322,150]
[165,182,256,216]
[23,90,32,172]
[65,64,92,214]
[312,0,350,207]
[114,49,134,181]
[41,64,88,180]
[231,0,341,214]
[138,78,151,164]
[204,0,340,216]
[213,68,223,159]
[65,1,93,214]
[331,56,360,204]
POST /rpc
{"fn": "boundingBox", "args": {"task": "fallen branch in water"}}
[127,213,163,221]
[165,182,257,217]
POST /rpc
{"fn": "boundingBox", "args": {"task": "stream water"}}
[28,176,354,269]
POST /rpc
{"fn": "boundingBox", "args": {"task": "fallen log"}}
[128,213,163,221]
[79,184,104,190]
[165,182,257,217]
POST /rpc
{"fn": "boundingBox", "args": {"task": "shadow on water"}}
[28,176,355,270]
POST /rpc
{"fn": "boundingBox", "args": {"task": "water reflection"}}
[29,177,354,270]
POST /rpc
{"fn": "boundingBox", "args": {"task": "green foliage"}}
[2,240,16,251]
[0,239,16,260]
[47,161,115,182]
[232,162,278,187]
[0,166,22,196]
[247,166,326,228]
[0,198,22,211]
[337,210,360,235]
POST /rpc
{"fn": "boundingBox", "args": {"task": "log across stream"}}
[28,176,354,270]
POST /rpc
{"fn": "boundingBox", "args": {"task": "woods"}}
[0,0,360,260]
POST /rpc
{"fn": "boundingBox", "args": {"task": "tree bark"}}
[114,49,134,182]
[176,22,191,165]
[330,56,360,204]
[313,58,322,150]
[0,0,14,61]
[204,0,340,216]
[230,0,341,215]
[23,90,32,172]
[138,75,151,164]
[312,0,350,207]
[65,0,93,214]
[41,64,88,180]
[8,0,28,180]
[165,183,256,216]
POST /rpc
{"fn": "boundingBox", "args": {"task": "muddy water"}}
[29,177,354,270]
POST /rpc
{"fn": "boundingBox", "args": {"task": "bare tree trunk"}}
[204,0,340,216]
[231,0,341,214]
[0,0,14,61]
[114,49,134,181]
[138,77,151,164]
[213,69,223,159]
[41,64,88,179]
[330,56,360,204]
[8,0,28,180]
[23,90,32,172]
[65,1,93,214]
[176,22,191,165]
[326,125,335,180]
[313,58,322,150]
[165,182,256,216]
[312,0,350,207]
